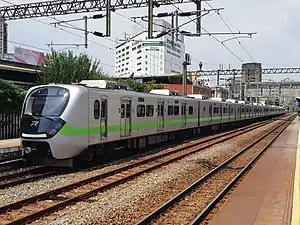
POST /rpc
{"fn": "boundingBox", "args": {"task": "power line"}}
[203,0,255,61]
[0,0,114,52]
[7,40,51,52]
[168,2,244,63]
[0,0,115,69]
[51,11,186,73]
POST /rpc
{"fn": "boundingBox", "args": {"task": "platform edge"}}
[291,122,300,225]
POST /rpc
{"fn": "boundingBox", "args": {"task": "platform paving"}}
[208,116,300,225]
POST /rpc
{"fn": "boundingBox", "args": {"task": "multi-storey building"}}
[245,79,300,106]
[241,62,262,83]
[114,19,185,78]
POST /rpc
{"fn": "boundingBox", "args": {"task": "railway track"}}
[134,113,296,225]
[0,158,28,174]
[0,166,57,189]
[0,116,286,225]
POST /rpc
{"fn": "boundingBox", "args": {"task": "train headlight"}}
[47,118,66,138]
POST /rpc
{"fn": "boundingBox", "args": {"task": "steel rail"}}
[189,114,295,225]
[0,159,28,174]
[135,114,295,225]
[0,166,48,181]
[0,117,282,224]
[0,167,56,189]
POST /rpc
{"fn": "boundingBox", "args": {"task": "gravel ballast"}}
[23,120,284,225]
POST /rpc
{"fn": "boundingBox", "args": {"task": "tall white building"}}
[0,18,7,58]
[114,19,185,78]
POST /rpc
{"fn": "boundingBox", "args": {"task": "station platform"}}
[208,116,300,225]
[0,138,21,156]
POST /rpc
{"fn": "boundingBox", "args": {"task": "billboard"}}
[13,47,45,66]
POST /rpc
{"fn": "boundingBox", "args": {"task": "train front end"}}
[20,84,88,167]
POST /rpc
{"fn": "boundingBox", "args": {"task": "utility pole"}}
[106,0,111,37]
[84,16,88,48]
[171,12,175,46]
[216,69,220,86]
[174,10,179,41]
[148,0,153,39]
[196,0,201,34]
[182,53,191,96]
[232,69,236,99]
[240,79,243,101]
[132,8,223,40]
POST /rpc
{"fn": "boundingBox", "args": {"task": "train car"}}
[19,82,286,167]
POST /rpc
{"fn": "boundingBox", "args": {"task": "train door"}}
[209,104,212,123]
[120,99,131,137]
[197,101,200,127]
[181,102,187,127]
[229,105,231,121]
[157,100,164,131]
[100,98,108,140]
[220,104,222,121]
[234,105,236,121]
[90,98,100,144]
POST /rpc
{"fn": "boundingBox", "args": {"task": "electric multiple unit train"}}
[19,81,286,167]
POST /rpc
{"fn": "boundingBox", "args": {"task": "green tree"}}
[147,79,164,90]
[0,79,26,113]
[38,51,109,84]
[119,78,148,92]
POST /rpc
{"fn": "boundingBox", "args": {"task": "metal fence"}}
[0,111,21,140]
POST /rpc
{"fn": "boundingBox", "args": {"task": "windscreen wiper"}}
[23,114,53,121]
[37,115,54,121]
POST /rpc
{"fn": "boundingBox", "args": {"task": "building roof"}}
[0,59,40,74]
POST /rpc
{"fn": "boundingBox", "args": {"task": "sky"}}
[1,0,300,86]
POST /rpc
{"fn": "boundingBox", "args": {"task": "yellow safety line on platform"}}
[292,121,300,225]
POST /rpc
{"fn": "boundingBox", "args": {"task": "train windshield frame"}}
[23,86,70,118]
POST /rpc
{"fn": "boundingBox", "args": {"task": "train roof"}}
[30,83,283,108]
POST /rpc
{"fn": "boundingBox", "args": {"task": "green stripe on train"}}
[58,115,239,137]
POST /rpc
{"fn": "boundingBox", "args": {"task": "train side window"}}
[126,104,131,118]
[181,105,186,115]
[213,107,218,114]
[203,107,206,111]
[146,105,154,117]
[121,104,125,118]
[160,105,164,116]
[174,106,179,115]
[101,100,107,118]
[137,105,145,117]
[94,100,100,119]
[168,105,173,116]
[188,106,193,115]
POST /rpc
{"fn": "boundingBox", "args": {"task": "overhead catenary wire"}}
[8,40,51,53]
[0,0,116,69]
[0,0,243,75]
[168,1,244,63]
[51,11,188,72]
[203,0,255,62]
[0,0,183,72]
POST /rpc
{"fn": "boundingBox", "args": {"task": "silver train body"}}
[20,84,286,167]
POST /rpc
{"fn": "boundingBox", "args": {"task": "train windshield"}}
[23,87,70,117]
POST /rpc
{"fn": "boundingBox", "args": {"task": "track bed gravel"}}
[26,119,283,225]
[0,120,273,207]
[151,123,283,224]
